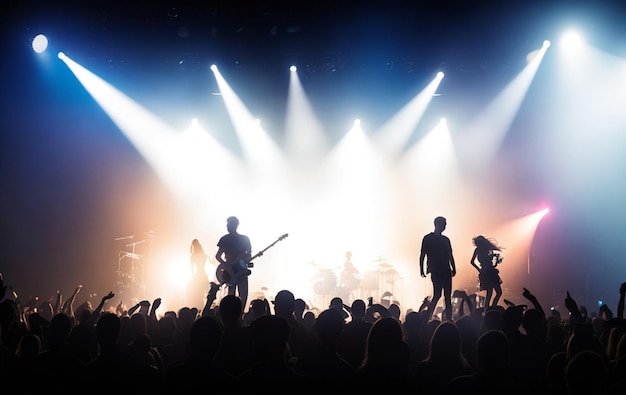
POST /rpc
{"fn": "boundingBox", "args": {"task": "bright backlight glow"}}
[32,34,48,53]
[561,31,584,53]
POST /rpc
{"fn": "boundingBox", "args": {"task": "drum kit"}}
[309,256,401,306]
[114,232,156,301]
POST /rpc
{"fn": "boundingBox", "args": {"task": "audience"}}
[1,272,625,395]
[414,320,473,394]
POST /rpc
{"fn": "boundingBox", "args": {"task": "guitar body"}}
[216,259,252,286]
[215,233,289,286]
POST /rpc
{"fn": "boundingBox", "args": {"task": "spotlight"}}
[290,65,297,72]
[32,34,48,53]
[561,31,584,53]
[210,64,217,72]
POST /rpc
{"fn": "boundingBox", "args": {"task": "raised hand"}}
[564,291,578,312]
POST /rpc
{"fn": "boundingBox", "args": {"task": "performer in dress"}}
[470,235,504,311]
[188,238,209,308]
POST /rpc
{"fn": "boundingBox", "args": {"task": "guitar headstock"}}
[279,233,289,240]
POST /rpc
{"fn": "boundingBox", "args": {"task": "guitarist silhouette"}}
[215,216,253,310]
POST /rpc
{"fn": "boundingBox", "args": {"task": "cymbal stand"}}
[119,239,146,301]
[143,230,157,298]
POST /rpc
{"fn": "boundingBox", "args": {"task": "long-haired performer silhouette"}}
[470,235,504,310]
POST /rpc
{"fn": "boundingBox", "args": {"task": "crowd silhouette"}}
[1,271,625,395]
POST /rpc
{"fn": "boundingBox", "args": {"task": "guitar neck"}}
[249,233,288,262]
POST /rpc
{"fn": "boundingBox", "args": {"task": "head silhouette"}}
[434,216,447,232]
[226,216,239,233]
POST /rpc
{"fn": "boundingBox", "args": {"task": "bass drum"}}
[313,268,337,295]
[361,270,379,291]
[341,272,361,290]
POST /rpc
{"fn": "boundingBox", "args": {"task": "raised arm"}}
[61,285,83,320]
[54,290,63,314]
[149,298,161,320]
[599,303,613,321]
[522,287,545,319]
[202,282,221,317]
[91,291,115,320]
[418,296,430,313]
[564,291,585,324]
[128,301,142,316]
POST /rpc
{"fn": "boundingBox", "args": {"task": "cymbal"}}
[120,252,141,259]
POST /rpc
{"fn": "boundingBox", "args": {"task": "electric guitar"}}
[215,233,288,286]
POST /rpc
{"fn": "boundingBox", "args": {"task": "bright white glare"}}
[168,259,191,289]
[561,31,584,53]
[543,40,551,49]
[322,122,392,267]
[290,65,297,72]
[58,52,66,60]
[436,71,444,79]
[354,119,361,126]
[210,64,217,71]
[413,119,454,164]
[32,34,48,53]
